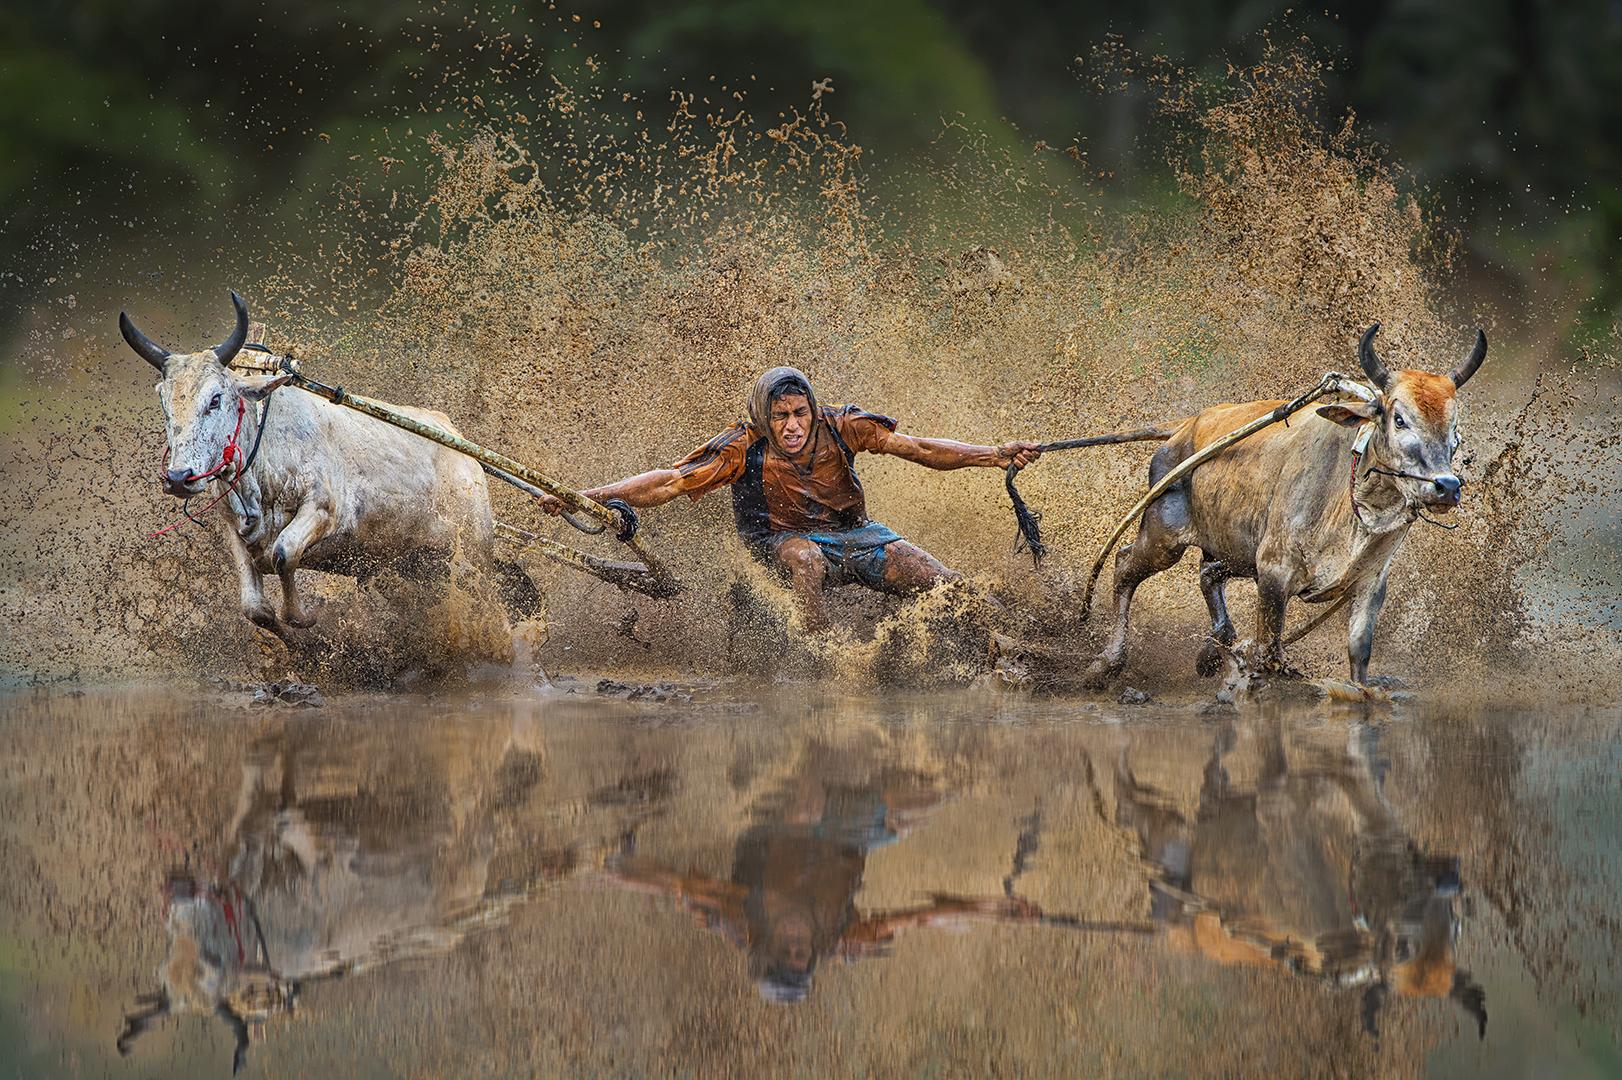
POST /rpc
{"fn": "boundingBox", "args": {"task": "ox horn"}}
[1448,329,1488,389]
[213,290,250,364]
[217,1002,251,1075]
[1358,323,1391,392]
[119,311,172,372]
[1450,971,1488,1039]
[116,990,171,1055]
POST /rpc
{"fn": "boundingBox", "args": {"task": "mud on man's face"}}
[770,394,813,455]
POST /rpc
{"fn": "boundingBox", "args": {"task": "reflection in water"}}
[1115,719,1486,1040]
[608,754,1051,1003]
[0,690,1614,1076]
[115,714,668,1074]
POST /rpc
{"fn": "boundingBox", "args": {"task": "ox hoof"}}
[283,609,319,630]
[245,607,280,631]
[1081,657,1120,692]
[1195,640,1230,678]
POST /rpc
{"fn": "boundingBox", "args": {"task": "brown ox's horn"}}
[1358,323,1391,392]
[1449,329,1488,389]
[217,1002,251,1075]
[119,311,172,371]
[1450,971,1488,1039]
[214,290,249,364]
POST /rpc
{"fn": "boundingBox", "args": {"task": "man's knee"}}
[883,542,958,590]
[775,539,826,581]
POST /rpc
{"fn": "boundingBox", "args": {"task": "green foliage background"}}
[3,0,1619,347]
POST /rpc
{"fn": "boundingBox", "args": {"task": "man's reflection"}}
[610,762,1034,1003]
[1115,717,1487,1039]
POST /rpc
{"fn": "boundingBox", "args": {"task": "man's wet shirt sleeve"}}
[830,406,899,452]
[669,424,750,499]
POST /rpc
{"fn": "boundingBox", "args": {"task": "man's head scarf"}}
[747,367,818,454]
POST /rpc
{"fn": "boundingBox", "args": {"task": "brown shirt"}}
[670,405,897,536]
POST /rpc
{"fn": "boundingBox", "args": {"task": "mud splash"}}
[0,34,1616,692]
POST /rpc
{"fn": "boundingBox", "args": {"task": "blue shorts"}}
[771,521,903,590]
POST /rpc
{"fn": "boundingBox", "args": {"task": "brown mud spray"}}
[1,36,1616,695]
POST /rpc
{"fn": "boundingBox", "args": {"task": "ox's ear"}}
[1316,401,1381,428]
[232,371,293,401]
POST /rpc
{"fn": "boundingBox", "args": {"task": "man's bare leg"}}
[878,540,962,595]
[774,537,832,632]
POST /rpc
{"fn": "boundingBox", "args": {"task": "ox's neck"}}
[214,388,296,537]
[1350,430,1418,537]
[1295,423,1414,603]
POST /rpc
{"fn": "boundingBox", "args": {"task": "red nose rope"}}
[148,397,249,539]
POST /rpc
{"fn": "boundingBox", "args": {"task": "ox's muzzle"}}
[1428,474,1462,507]
[162,467,206,498]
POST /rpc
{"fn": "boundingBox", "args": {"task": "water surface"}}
[1,687,1617,1078]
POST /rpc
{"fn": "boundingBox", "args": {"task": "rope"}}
[234,344,678,596]
[1005,426,1177,565]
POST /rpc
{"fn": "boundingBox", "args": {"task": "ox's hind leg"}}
[1087,446,1193,687]
[272,502,335,629]
[1089,531,1185,686]
[1252,565,1298,676]
[1195,557,1236,677]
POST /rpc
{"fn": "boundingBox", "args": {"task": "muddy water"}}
[1,686,1616,1078]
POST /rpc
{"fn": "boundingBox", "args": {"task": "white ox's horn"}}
[119,290,249,370]
[214,291,250,364]
[118,311,171,371]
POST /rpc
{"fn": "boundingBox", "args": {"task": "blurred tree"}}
[2,0,1617,337]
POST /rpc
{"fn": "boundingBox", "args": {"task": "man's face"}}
[770,393,812,454]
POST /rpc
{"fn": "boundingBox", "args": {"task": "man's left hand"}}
[997,441,1043,469]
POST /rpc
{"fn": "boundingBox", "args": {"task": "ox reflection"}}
[116,716,671,1074]
[607,748,1035,1003]
[1114,717,1486,1040]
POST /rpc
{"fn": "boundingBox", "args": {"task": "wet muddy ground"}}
[1,685,1616,1078]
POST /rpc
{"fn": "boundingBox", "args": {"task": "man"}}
[544,367,1041,630]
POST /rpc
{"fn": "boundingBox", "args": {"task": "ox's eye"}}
[208,393,223,413]
[1392,413,1408,430]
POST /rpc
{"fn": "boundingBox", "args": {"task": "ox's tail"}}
[1008,423,1179,566]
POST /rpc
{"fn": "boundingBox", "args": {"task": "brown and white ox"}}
[1114,717,1487,1040]
[1090,324,1489,687]
[119,291,538,635]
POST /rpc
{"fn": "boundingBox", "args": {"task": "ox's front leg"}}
[272,502,335,628]
[221,522,279,633]
[1346,569,1391,686]
[1253,568,1296,675]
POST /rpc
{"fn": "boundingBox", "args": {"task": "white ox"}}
[120,291,538,634]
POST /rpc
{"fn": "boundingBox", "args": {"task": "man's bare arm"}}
[539,468,687,515]
[870,430,1042,470]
